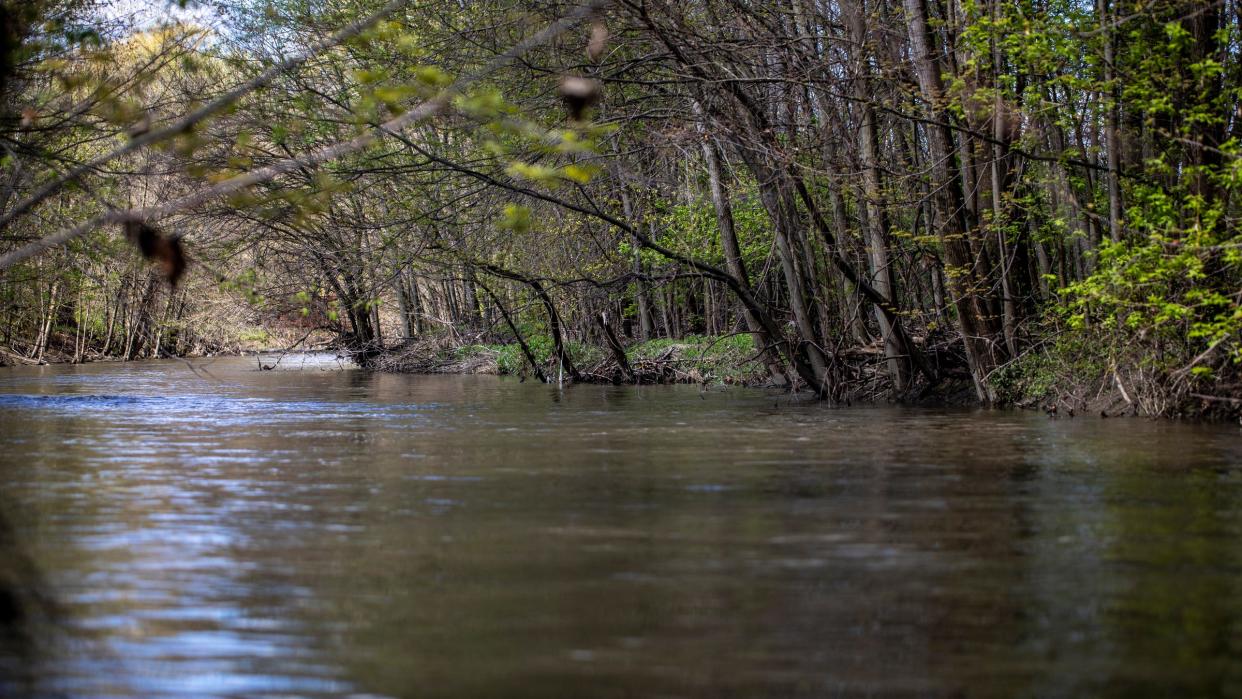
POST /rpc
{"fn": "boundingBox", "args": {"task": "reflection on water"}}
[0,354,1240,697]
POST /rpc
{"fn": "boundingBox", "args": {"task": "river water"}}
[0,354,1239,697]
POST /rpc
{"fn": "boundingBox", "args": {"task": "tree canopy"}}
[0,0,1238,417]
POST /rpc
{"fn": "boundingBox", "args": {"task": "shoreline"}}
[0,347,261,368]
[362,337,1232,420]
[8,338,1237,423]
[363,338,1241,422]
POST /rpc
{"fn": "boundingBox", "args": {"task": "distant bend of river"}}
[0,353,1240,697]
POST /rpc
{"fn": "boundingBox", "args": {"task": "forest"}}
[0,0,1239,418]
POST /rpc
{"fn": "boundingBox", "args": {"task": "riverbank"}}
[9,331,1236,422]
[367,334,776,387]
[991,343,1242,422]
[366,334,981,408]
[0,325,331,369]
[366,334,1241,421]
[0,341,244,368]
[0,346,265,369]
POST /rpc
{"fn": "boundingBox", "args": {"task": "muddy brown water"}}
[0,354,1239,697]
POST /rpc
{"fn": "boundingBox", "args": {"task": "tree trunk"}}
[1098,0,1123,242]
[904,0,1002,401]
[845,0,911,390]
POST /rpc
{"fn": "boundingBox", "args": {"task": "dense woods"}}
[0,0,1238,416]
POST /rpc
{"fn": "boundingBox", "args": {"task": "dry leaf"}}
[123,220,187,287]
[587,21,608,63]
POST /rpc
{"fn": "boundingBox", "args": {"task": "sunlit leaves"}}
[413,65,452,88]
[499,204,532,234]
[505,161,599,186]
[561,164,595,184]
[454,87,513,119]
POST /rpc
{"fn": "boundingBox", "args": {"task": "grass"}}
[624,333,766,384]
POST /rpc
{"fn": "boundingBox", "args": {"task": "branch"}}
[0,0,409,232]
[0,0,608,272]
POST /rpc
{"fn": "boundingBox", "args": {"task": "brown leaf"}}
[587,21,608,63]
[123,220,187,288]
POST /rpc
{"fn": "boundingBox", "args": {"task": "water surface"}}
[1,354,1240,697]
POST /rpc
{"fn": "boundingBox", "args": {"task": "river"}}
[0,354,1239,697]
